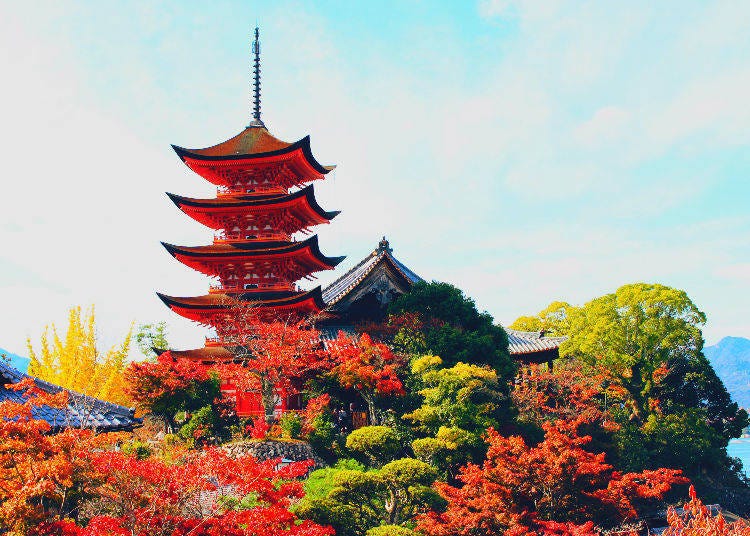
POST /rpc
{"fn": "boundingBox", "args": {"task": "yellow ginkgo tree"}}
[27,306,133,405]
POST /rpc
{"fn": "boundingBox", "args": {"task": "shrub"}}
[367,526,417,536]
[245,415,270,439]
[280,412,303,439]
[346,426,401,467]
[177,405,215,445]
[120,440,152,460]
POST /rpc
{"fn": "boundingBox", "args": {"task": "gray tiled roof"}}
[505,329,567,355]
[0,361,141,432]
[322,247,423,306]
[318,325,564,357]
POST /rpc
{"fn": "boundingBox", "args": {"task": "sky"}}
[0,0,748,358]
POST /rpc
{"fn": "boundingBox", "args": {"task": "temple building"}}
[319,237,566,368]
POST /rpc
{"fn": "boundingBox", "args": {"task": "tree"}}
[515,284,749,483]
[27,306,132,405]
[508,300,574,336]
[297,458,442,536]
[212,301,330,424]
[559,283,748,476]
[346,426,402,467]
[663,485,750,535]
[328,332,405,425]
[123,351,220,431]
[134,321,169,358]
[405,356,510,476]
[0,378,114,534]
[388,281,514,378]
[419,420,686,536]
[38,448,334,536]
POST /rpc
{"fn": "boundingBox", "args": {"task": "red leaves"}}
[124,351,213,409]
[36,448,330,536]
[419,421,686,536]
[0,379,116,533]
[328,332,405,398]
[662,485,750,535]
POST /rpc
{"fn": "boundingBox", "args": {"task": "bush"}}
[178,405,215,445]
[280,412,303,439]
[120,440,152,460]
[308,412,336,460]
[366,526,417,536]
[346,426,401,467]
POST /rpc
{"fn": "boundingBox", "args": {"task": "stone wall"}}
[222,440,326,469]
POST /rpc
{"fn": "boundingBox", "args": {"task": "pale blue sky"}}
[0,1,748,356]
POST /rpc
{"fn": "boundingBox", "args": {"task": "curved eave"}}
[172,136,331,175]
[162,235,345,269]
[166,185,340,222]
[157,287,326,312]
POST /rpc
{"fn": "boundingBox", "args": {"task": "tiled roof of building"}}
[322,238,423,306]
[505,329,567,355]
[0,361,141,432]
[319,325,564,357]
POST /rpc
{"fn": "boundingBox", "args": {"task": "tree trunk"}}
[261,376,276,425]
[364,393,378,426]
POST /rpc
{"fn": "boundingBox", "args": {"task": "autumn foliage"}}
[663,485,750,535]
[213,304,330,423]
[328,332,404,425]
[36,449,333,536]
[27,306,132,405]
[418,419,686,535]
[0,379,115,534]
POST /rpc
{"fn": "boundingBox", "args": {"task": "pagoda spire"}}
[249,26,264,128]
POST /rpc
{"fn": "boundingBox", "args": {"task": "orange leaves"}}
[328,332,405,397]
[0,379,116,533]
[662,485,750,536]
[419,420,686,536]
[29,448,332,536]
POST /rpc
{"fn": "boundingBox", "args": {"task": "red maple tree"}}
[419,418,686,536]
[212,302,330,423]
[124,351,219,430]
[327,332,405,425]
[0,378,116,533]
[35,448,333,536]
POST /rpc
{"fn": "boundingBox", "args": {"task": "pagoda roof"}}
[157,286,327,322]
[0,361,141,432]
[323,238,422,308]
[166,184,340,229]
[162,235,345,272]
[172,127,333,179]
[155,347,234,361]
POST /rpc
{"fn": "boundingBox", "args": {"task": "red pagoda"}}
[158,28,342,414]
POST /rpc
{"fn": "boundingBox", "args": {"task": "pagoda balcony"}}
[205,336,223,346]
[208,282,294,293]
[217,185,287,197]
[214,232,290,243]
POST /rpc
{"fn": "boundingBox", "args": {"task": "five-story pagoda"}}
[158,28,343,366]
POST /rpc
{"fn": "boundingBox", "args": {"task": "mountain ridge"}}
[705,336,750,409]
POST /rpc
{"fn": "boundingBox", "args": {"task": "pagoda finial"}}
[248,26,265,128]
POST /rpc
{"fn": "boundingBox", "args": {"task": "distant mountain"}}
[705,336,750,409]
[0,347,30,373]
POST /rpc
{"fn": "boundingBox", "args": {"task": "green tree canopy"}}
[388,281,513,378]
